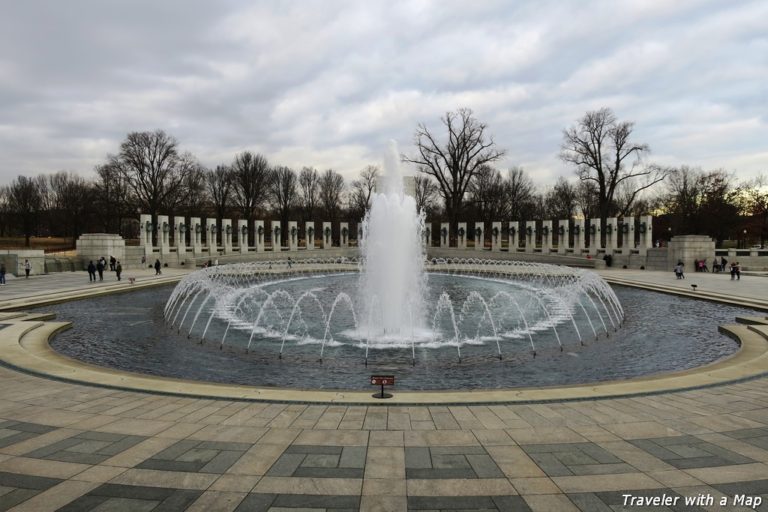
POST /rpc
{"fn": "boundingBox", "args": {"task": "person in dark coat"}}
[154,259,162,275]
[96,259,105,281]
[115,261,122,281]
[109,255,116,271]
[87,261,96,282]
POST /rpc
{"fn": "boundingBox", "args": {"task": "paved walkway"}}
[0,269,767,511]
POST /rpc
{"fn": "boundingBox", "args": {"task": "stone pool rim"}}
[0,264,766,405]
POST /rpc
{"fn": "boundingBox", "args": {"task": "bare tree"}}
[298,166,320,221]
[270,165,298,233]
[506,166,537,220]
[48,171,93,244]
[94,162,133,235]
[0,186,11,237]
[560,108,665,237]
[349,165,379,220]
[206,165,233,222]
[543,177,578,219]
[413,174,439,216]
[467,165,510,223]
[403,108,505,225]
[231,151,271,226]
[7,176,42,247]
[318,169,345,222]
[739,174,768,247]
[112,130,193,233]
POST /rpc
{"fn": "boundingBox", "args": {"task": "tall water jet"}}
[358,141,426,341]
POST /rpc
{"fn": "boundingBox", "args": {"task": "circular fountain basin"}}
[46,268,749,391]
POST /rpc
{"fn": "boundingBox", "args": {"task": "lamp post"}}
[743,229,748,249]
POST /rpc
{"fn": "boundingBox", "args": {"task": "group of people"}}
[676,257,742,280]
[87,256,122,282]
[0,259,32,285]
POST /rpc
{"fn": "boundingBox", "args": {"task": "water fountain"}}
[163,142,624,371]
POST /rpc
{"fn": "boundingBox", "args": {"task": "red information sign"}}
[370,375,395,386]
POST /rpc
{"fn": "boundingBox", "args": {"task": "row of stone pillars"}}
[139,215,352,256]
[432,216,654,255]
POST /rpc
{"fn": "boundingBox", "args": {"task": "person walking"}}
[87,260,96,282]
[0,263,6,285]
[115,261,122,281]
[674,261,685,280]
[109,256,116,271]
[154,259,162,275]
[24,259,31,278]
[734,262,741,281]
[96,259,105,281]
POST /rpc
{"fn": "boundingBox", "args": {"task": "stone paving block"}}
[566,492,613,512]
[202,450,248,474]
[302,453,340,468]
[408,495,497,509]
[266,453,306,477]
[466,454,504,478]
[406,468,477,480]
[272,493,360,508]
[292,467,364,479]
[528,453,573,477]
[285,445,343,455]
[431,454,471,469]
[405,447,431,469]
[338,446,367,468]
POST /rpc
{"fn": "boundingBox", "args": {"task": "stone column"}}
[491,222,502,252]
[440,223,450,248]
[139,214,153,255]
[254,221,265,252]
[174,217,186,256]
[305,222,315,250]
[587,219,599,255]
[457,222,467,250]
[621,216,634,253]
[474,222,484,251]
[190,217,203,255]
[573,219,585,254]
[222,219,233,254]
[237,220,249,253]
[509,222,519,252]
[558,219,569,254]
[157,215,171,255]
[288,221,299,251]
[605,217,618,253]
[638,215,653,255]
[271,221,282,251]
[206,219,218,257]
[322,222,332,249]
[541,220,553,253]
[339,222,349,248]
[524,221,535,253]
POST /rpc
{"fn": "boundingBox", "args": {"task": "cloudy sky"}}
[1,0,766,186]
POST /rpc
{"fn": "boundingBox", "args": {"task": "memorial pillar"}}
[139,214,153,255]
[558,219,569,254]
[222,219,233,254]
[206,219,218,257]
[237,220,249,253]
[525,221,535,253]
[491,222,502,252]
[440,223,450,248]
[573,219,585,254]
[605,217,618,253]
[339,222,349,248]
[621,216,634,253]
[322,222,332,249]
[474,222,484,251]
[541,220,553,253]
[638,215,653,255]
[174,216,186,256]
[288,221,299,251]
[509,222,519,252]
[190,217,203,255]
[305,222,315,250]
[587,219,599,255]
[457,222,467,250]
[254,221,265,252]
[271,221,282,252]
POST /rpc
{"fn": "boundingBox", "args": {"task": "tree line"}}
[1,109,766,248]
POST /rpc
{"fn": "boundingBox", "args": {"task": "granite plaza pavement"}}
[0,267,767,511]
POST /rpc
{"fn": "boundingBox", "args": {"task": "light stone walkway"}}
[0,268,767,511]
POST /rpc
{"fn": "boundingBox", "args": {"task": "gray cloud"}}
[1,0,766,186]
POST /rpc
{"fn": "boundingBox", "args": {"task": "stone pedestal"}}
[288,221,299,251]
[237,220,249,253]
[206,219,218,256]
[572,219,585,254]
[254,221,265,252]
[77,234,125,270]
[457,222,467,250]
[491,222,502,251]
[157,215,171,255]
[524,221,535,253]
[322,222,332,249]
[558,219,569,254]
[638,215,653,256]
[174,217,186,256]
[339,222,349,248]
[507,222,518,252]
[191,217,203,255]
[271,221,282,251]
[440,223,450,248]
[541,220,553,253]
[305,222,315,250]
[139,214,153,255]
[474,222,484,251]
[668,235,715,273]
[222,219,233,254]
[605,217,618,253]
